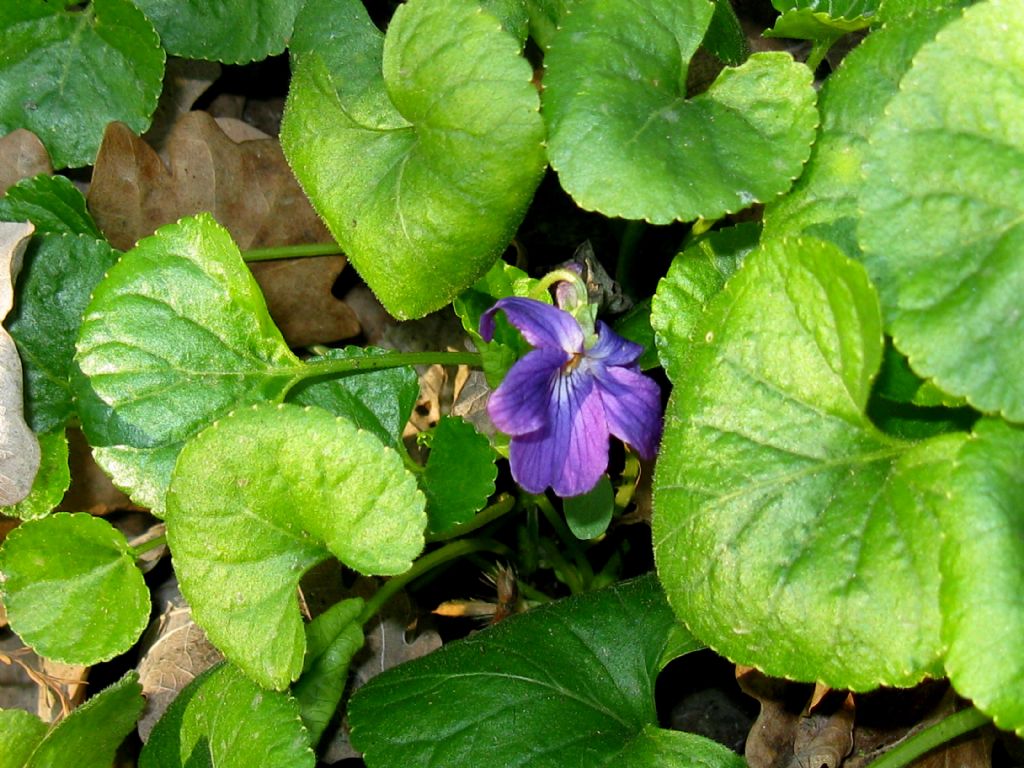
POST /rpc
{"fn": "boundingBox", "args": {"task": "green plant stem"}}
[426,494,516,543]
[131,534,167,558]
[867,708,990,768]
[538,539,585,595]
[535,495,595,586]
[358,539,509,624]
[242,243,345,262]
[806,35,840,74]
[302,350,481,378]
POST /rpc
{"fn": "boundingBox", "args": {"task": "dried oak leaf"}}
[88,114,359,346]
[143,58,221,154]
[0,222,40,505]
[88,112,331,251]
[135,578,223,742]
[0,130,52,194]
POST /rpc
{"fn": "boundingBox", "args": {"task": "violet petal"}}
[480,297,584,353]
[587,320,644,367]
[594,365,663,460]
[508,370,609,497]
[486,348,565,435]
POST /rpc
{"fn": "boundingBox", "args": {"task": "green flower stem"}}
[241,243,345,262]
[867,708,990,768]
[358,538,511,624]
[806,35,840,74]
[302,350,482,378]
[538,538,585,595]
[535,495,595,586]
[425,494,517,543]
[130,534,167,559]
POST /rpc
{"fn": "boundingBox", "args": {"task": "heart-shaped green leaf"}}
[132,0,304,63]
[653,237,964,690]
[9,234,119,433]
[0,429,69,521]
[140,663,314,768]
[0,0,164,168]
[422,416,497,534]
[292,598,365,746]
[765,0,876,44]
[859,0,1024,421]
[543,0,818,224]
[75,214,305,512]
[651,223,759,383]
[1,673,143,768]
[941,418,1024,735]
[761,10,958,257]
[0,513,149,665]
[349,575,738,768]
[165,403,425,690]
[283,0,546,319]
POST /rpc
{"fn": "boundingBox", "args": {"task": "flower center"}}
[561,351,584,374]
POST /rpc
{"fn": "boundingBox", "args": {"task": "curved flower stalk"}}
[480,293,663,497]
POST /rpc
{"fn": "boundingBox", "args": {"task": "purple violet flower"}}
[480,296,663,498]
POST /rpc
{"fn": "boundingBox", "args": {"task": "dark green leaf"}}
[613,299,659,371]
[422,416,497,534]
[9,233,119,433]
[653,237,962,690]
[140,663,314,768]
[133,0,304,63]
[350,575,721,767]
[288,347,418,449]
[0,513,149,665]
[283,0,546,319]
[0,429,69,520]
[0,175,102,238]
[165,404,425,689]
[564,475,614,539]
[293,598,365,746]
[0,0,164,168]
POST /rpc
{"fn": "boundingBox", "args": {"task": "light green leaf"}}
[481,0,530,43]
[4,673,143,768]
[140,663,314,768]
[288,347,419,449]
[283,0,546,319]
[942,419,1024,735]
[9,233,119,433]
[564,474,614,539]
[350,574,724,767]
[651,223,759,384]
[165,404,425,690]
[0,175,102,238]
[0,0,164,168]
[762,10,959,257]
[619,724,747,767]
[293,598,365,746]
[132,0,303,63]
[0,513,149,665]
[422,416,497,534]
[543,0,818,224]
[75,214,304,512]
[859,0,1024,421]
[0,709,47,768]
[765,0,877,44]
[0,429,69,520]
[653,237,963,690]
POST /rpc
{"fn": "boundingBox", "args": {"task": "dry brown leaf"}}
[135,579,223,742]
[249,256,360,347]
[144,58,221,153]
[0,222,40,506]
[88,112,332,251]
[0,130,52,194]
[0,633,87,722]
